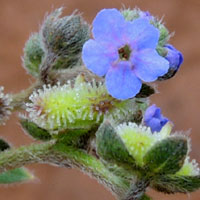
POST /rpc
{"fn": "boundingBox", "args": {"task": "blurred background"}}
[0,0,200,199]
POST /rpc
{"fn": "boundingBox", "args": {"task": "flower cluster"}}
[96,120,200,196]
[82,8,183,100]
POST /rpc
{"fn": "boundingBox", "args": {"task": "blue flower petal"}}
[105,61,142,100]
[165,44,183,70]
[134,24,159,50]
[124,18,159,50]
[146,117,163,132]
[92,9,125,46]
[132,49,169,82]
[82,39,118,76]
[144,104,158,121]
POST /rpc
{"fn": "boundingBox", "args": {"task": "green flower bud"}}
[41,8,90,69]
[23,33,44,77]
[26,75,138,132]
[154,21,170,47]
[116,123,169,167]
[121,8,140,21]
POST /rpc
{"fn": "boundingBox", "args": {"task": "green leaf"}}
[96,121,136,168]
[152,174,200,194]
[143,136,188,175]
[20,119,52,141]
[0,168,34,184]
[0,138,10,151]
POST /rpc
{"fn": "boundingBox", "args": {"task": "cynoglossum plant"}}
[0,6,199,200]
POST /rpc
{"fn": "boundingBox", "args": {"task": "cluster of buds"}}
[23,8,90,83]
[96,121,200,195]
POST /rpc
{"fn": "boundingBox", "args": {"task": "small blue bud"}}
[144,104,169,133]
[158,44,183,80]
[138,10,154,21]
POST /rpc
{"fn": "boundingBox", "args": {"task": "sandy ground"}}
[0,0,200,199]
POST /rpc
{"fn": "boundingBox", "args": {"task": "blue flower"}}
[158,44,183,80]
[82,9,169,100]
[144,104,169,132]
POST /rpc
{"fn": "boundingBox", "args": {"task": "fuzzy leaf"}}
[96,121,136,168]
[0,168,34,184]
[152,174,200,194]
[143,136,188,175]
[55,127,96,149]
[21,119,52,141]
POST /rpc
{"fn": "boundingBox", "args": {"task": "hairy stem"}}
[10,81,41,110]
[122,178,150,200]
[0,141,129,198]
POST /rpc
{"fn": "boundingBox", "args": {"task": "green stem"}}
[0,141,129,199]
[122,178,150,200]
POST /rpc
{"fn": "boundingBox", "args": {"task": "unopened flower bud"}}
[121,8,153,21]
[23,33,44,77]
[41,8,90,69]
[144,104,169,133]
[116,122,167,166]
[158,44,183,80]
